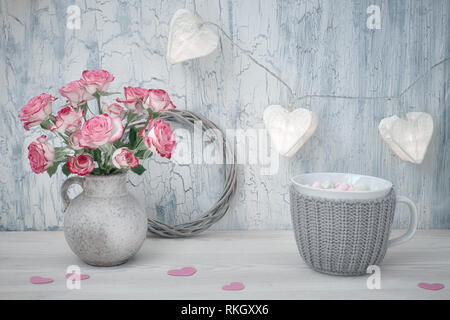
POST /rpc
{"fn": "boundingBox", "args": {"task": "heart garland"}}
[167,9,219,64]
[167,8,442,161]
[379,112,434,164]
[263,105,318,157]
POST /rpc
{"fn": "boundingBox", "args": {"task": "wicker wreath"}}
[129,109,237,238]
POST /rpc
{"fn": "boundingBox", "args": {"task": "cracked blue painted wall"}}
[0,0,449,230]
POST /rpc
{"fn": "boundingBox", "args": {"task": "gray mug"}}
[290,172,417,276]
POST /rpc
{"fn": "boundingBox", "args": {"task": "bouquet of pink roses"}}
[19,69,177,177]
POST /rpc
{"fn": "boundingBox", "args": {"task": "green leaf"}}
[46,161,60,177]
[99,91,121,96]
[146,110,160,119]
[53,147,68,162]
[127,112,138,123]
[129,127,138,148]
[152,112,160,119]
[91,168,103,175]
[143,149,152,159]
[134,150,145,158]
[99,143,114,154]
[108,168,123,175]
[78,103,88,117]
[134,149,152,159]
[113,140,124,148]
[93,148,102,163]
[40,119,52,130]
[130,164,146,175]
[61,163,70,177]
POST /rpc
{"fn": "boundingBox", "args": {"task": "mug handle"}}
[387,196,418,247]
[61,177,85,212]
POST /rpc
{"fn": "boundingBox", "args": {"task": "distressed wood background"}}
[0,0,449,231]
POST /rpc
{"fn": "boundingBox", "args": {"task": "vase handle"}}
[61,177,85,212]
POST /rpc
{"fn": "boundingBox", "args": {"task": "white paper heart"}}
[263,105,318,157]
[167,9,219,64]
[378,112,433,164]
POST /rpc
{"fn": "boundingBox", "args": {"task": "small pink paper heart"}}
[222,282,245,291]
[66,273,90,281]
[30,276,54,285]
[167,267,197,277]
[418,282,445,291]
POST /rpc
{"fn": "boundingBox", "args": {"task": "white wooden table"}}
[0,230,449,299]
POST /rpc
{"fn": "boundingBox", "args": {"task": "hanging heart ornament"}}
[378,112,433,164]
[263,105,318,157]
[167,9,219,64]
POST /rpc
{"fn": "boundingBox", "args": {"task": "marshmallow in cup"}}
[291,173,390,200]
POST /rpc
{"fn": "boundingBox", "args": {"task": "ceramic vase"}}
[61,173,147,266]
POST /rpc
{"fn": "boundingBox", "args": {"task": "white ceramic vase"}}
[61,173,147,267]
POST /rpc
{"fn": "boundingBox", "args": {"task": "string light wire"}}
[203,22,449,112]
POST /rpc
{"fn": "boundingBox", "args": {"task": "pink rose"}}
[59,80,94,106]
[79,69,115,94]
[67,154,94,176]
[139,117,176,159]
[79,114,124,148]
[27,135,55,174]
[112,147,139,169]
[102,102,126,119]
[50,106,84,134]
[117,87,176,113]
[116,86,148,113]
[68,130,83,150]
[144,89,176,112]
[19,93,56,130]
